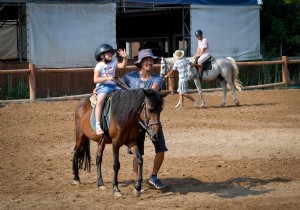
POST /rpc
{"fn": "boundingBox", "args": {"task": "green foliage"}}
[239,65,282,86]
[2,75,29,100]
[261,0,300,57]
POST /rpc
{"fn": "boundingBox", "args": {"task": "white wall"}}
[27,3,116,68]
[190,5,262,61]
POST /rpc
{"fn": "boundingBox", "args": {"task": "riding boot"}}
[197,65,203,79]
[196,72,202,79]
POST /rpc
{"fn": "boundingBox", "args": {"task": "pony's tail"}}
[78,137,91,172]
[226,57,243,91]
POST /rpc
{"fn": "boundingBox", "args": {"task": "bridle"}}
[137,99,161,140]
[161,59,170,77]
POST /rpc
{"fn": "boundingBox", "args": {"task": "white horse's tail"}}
[226,57,243,91]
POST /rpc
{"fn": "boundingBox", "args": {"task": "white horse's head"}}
[160,57,168,77]
[160,57,175,78]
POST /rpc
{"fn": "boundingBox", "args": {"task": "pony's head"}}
[140,89,168,141]
[111,89,168,142]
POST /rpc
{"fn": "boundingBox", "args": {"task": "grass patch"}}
[1,75,29,100]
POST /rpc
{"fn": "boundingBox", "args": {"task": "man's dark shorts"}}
[129,125,168,155]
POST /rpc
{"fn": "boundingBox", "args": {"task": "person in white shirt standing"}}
[164,50,198,110]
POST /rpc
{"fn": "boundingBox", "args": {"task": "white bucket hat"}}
[173,50,184,60]
[135,49,158,68]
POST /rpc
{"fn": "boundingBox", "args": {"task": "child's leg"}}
[183,93,198,108]
[182,93,195,102]
[95,93,107,135]
[197,61,203,78]
[168,77,175,94]
[179,94,184,109]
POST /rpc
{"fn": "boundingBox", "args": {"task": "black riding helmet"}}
[95,43,116,61]
[195,30,203,37]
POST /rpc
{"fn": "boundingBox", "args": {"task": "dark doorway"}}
[116,4,190,59]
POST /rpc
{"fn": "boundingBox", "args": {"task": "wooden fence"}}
[0,56,299,101]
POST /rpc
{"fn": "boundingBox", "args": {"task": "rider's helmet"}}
[95,43,116,61]
[195,30,203,37]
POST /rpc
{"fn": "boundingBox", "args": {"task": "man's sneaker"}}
[96,126,104,135]
[194,99,199,108]
[149,178,165,190]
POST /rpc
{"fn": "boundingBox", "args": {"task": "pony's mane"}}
[111,89,164,126]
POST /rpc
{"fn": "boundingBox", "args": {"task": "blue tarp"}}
[126,0,259,5]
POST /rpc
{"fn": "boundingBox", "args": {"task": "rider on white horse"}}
[190,30,211,79]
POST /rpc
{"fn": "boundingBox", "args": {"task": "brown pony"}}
[72,88,168,197]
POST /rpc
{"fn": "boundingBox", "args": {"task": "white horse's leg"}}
[194,78,206,108]
[226,57,240,106]
[219,79,227,107]
[228,82,239,106]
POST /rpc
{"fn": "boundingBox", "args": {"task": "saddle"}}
[89,77,129,138]
[195,56,213,71]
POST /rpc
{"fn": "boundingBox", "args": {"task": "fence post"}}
[29,63,36,100]
[282,56,288,85]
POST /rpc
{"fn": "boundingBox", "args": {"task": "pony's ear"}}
[142,88,155,96]
[159,91,170,98]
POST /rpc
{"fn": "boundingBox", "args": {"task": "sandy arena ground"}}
[0,89,300,210]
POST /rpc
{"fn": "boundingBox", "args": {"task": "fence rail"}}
[0,56,299,101]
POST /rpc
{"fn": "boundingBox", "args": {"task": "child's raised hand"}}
[118,49,127,58]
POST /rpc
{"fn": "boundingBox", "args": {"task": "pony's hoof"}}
[133,189,142,197]
[72,180,80,185]
[113,191,123,197]
[220,103,225,107]
[99,185,106,190]
[201,104,206,108]
[234,101,240,106]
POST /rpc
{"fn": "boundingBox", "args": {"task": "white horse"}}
[160,56,242,107]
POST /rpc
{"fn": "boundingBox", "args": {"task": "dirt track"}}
[1,89,300,210]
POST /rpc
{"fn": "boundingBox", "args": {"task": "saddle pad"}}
[90,106,97,130]
[203,60,212,71]
[89,93,113,132]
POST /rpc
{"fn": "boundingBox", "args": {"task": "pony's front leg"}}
[219,79,227,107]
[194,78,206,108]
[96,143,106,189]
[112,144,122,197]
[130,146,143,197]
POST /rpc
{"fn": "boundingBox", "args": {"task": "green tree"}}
[261,0,300,57]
